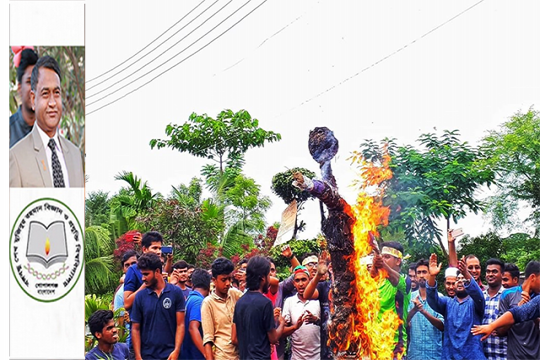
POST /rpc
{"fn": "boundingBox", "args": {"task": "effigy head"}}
[308,127,339,164]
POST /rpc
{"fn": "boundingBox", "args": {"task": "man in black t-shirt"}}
[232,256,285,360]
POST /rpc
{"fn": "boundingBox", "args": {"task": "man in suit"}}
[10,55,84,188]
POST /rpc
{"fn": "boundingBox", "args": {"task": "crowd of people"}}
[86,230,540,360]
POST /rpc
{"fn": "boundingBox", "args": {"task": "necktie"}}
[47,138,65,188]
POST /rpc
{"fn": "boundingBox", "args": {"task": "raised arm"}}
[281,245,300,269]
[304,262,326,300]
[426,253,447,316]
[447,229,458,267]
[459,256,484,317]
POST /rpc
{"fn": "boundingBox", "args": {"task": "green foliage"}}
[85,226,118,295]
[170,177,203,209]
[10,46,85,151]
[359,131,495,258]
[271,167,317,205]
[481,108,540,234]
[457,232,503,264]
[269,238,321,279]
[85,191,111,227]
[114,171,161,212]
[138,198,224,264]
[225,175,272,232]
[501,233,540,270]
[84,294,112,322]
[271,167,317,239]
[458,231,540,271]
[150,109,281,172]
[151,109,280,260]
[107,171,162,236]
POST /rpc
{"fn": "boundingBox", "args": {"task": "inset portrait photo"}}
[9,46,85,188]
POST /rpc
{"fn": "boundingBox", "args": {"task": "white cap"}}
[445,267,458,278]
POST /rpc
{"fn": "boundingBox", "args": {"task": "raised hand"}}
[133,232,142,245]
[458,256,472,280]
[429,253,441,276]
[281,245,293,259]
[447,229,456,243]
[317,262,328,277]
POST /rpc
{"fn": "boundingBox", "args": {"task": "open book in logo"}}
[26,221,68,269]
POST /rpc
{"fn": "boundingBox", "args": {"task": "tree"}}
[359,130,495,258]
[150,108,281,174]
[137,178,225,264]
[458,231,540,271]
[150,109,280,257]
[481,108,540,234]
[271,167,317,239]
[220,174,272,257]
[85,190,110,227]
[85,226,118,295]
[108,171,161,237]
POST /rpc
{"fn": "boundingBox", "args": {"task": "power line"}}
[87,0,232,98]
[215,0,321,75]
[87,0,222,92]
[87,0,269,115]
[87,0,248,107]
[87,0,207,83]
[275,0,486,119]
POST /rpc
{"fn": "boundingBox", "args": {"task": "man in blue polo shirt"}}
[124,232,163,359]
[124,232,163,312]
[86,310,129,360]
[180,268,211,360]
[131,253,185,360]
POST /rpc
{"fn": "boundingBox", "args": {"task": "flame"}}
[329,148,403,360]
[45,238,50,256]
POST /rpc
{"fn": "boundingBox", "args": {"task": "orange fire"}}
[329,149,402,359]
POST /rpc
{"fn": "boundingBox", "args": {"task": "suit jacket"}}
[9,125,84,188]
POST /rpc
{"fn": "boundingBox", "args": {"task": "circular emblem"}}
[10,198,84,302]
[163,298,172,309]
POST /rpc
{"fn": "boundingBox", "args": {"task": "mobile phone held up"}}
[162,246,173,255]
[451,228,464,238]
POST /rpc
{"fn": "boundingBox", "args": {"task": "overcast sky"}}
[11,0,540,242]
[82,0,540,241]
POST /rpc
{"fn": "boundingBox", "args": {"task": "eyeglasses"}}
[305,262,318,268]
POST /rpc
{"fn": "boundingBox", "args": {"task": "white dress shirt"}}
[36,125,70,187]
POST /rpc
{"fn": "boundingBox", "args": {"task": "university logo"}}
[163,298,172,309]
[10,198,83,302]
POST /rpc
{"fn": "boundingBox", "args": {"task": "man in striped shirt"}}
[481,258,507,360]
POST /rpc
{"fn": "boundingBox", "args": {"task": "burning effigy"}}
[292,127,402,360]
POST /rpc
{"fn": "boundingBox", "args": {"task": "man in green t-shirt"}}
[372,241,412,358]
